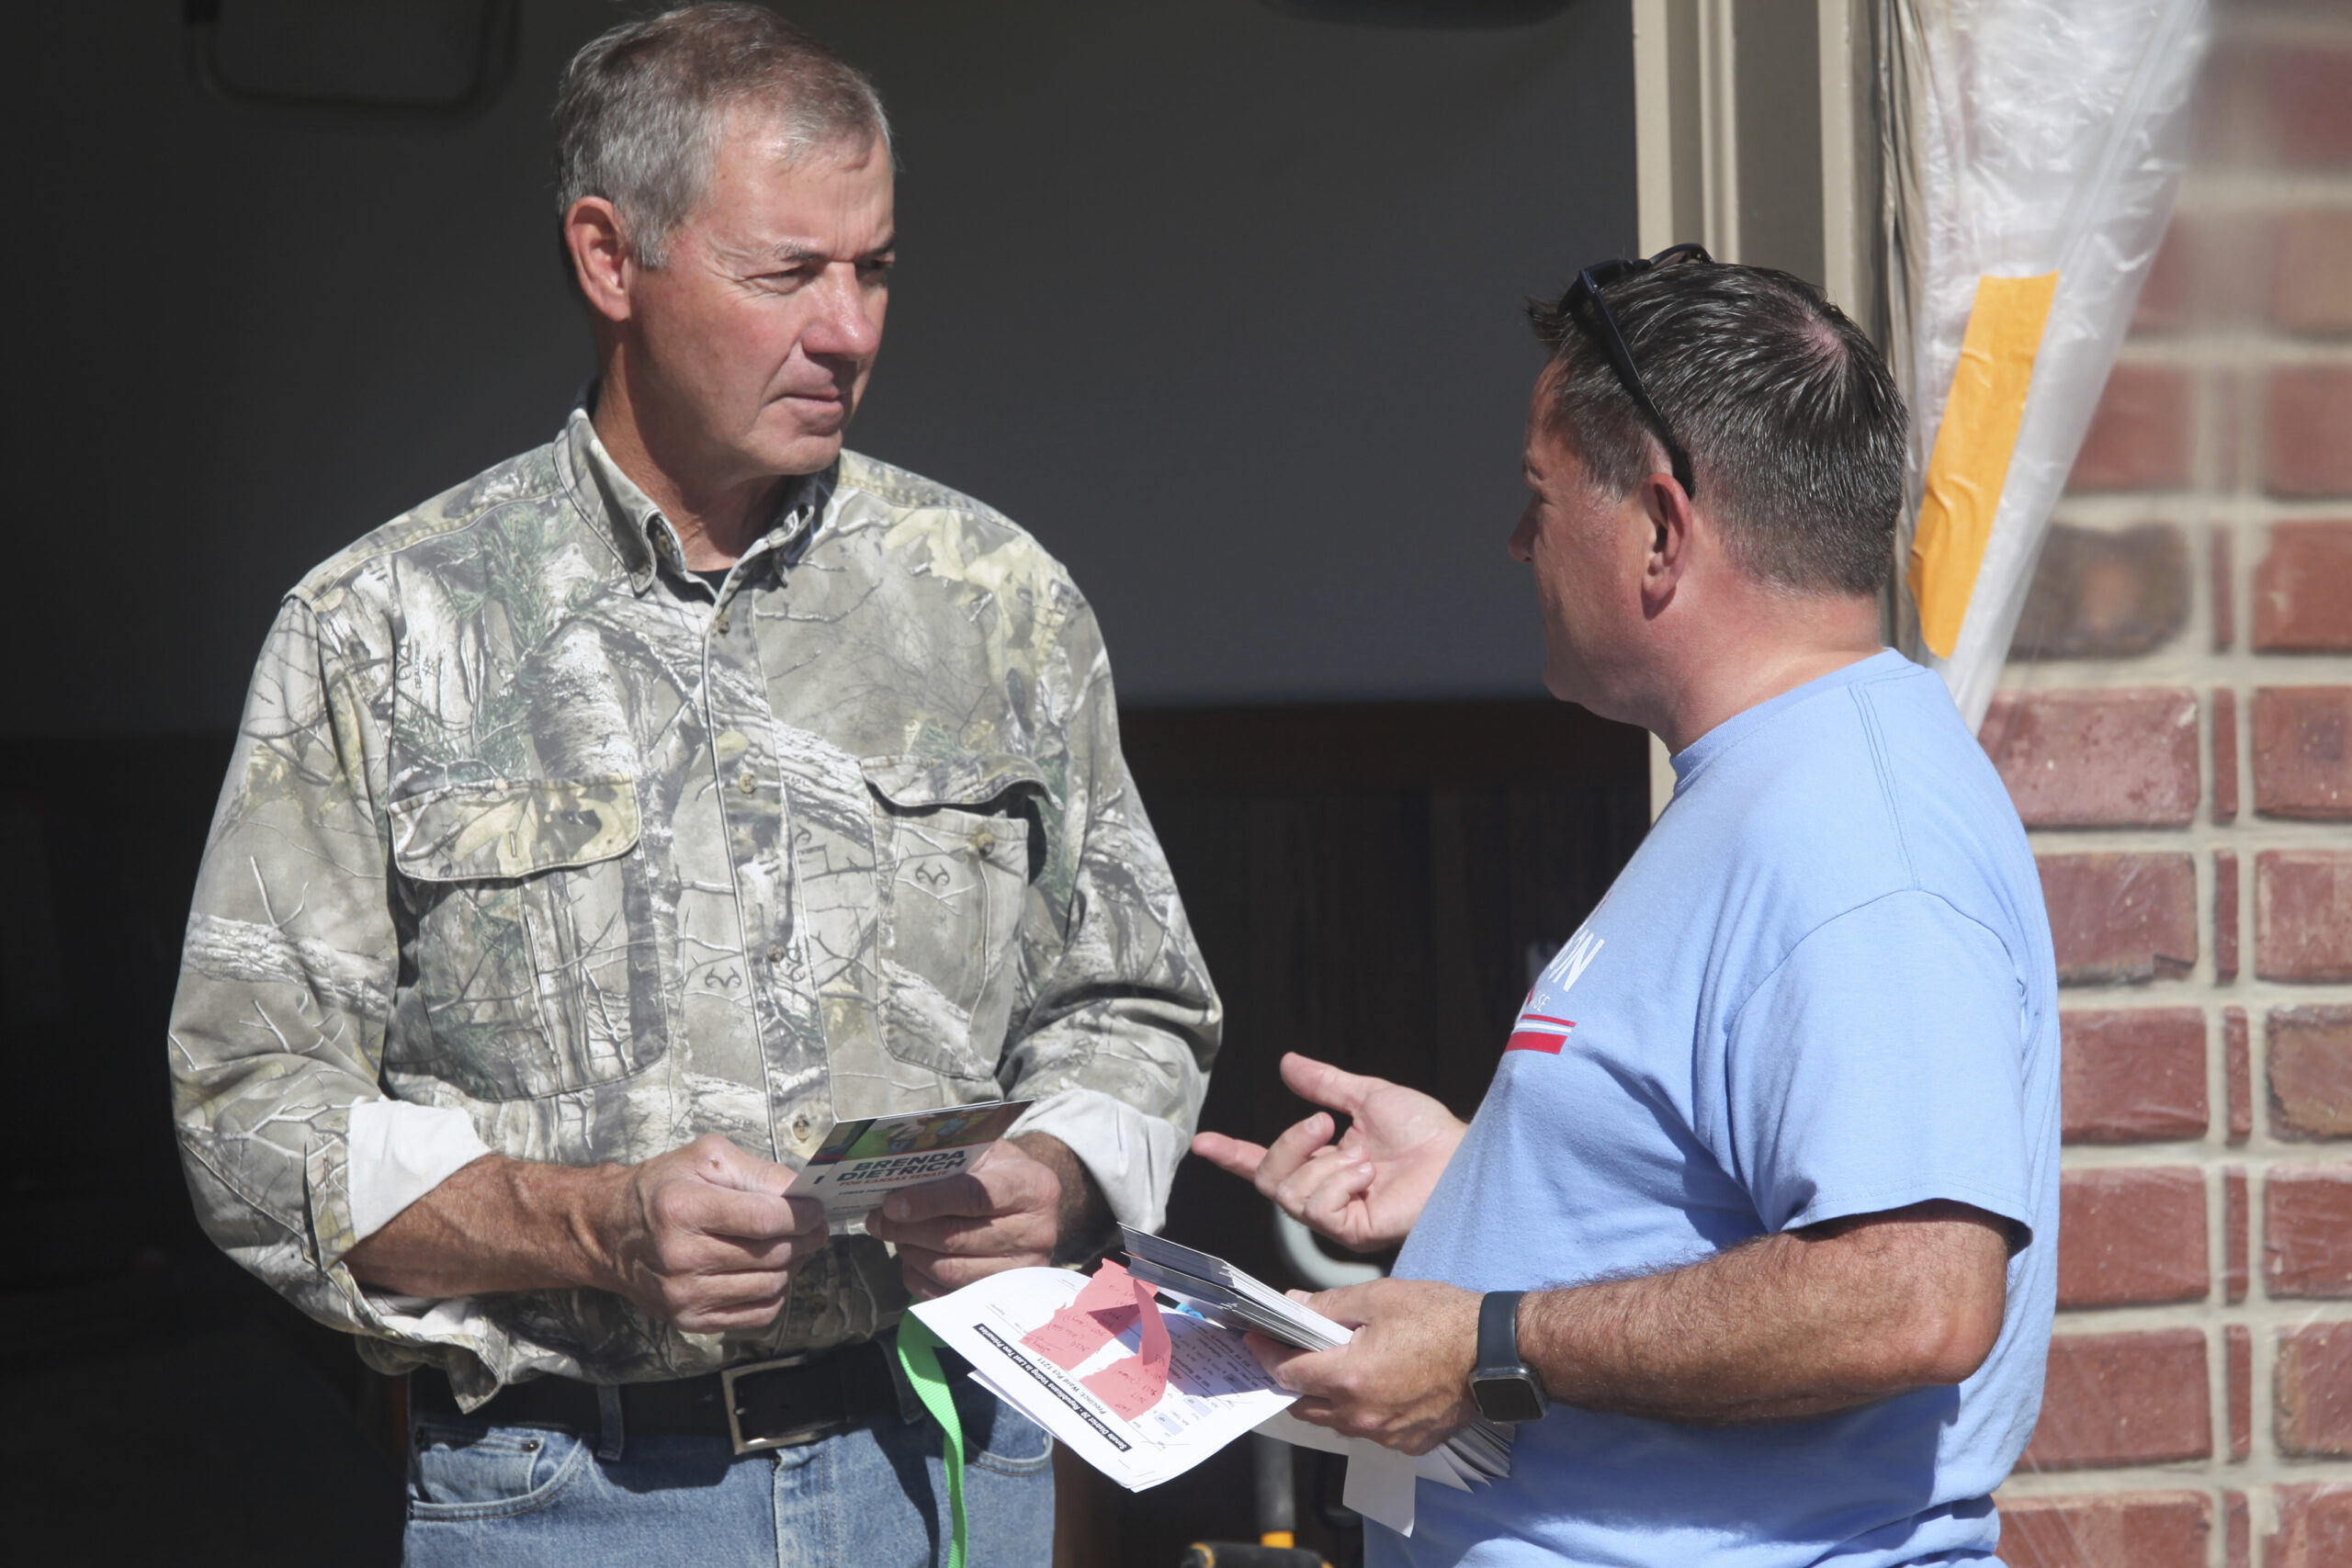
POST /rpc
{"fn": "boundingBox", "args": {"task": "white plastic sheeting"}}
[1885,0,2209,728]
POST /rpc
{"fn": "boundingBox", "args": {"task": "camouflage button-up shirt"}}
[169,410,1220,1402]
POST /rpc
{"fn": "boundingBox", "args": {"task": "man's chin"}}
[752,429,848,478]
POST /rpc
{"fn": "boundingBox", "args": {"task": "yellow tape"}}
[1906,272,2060,659]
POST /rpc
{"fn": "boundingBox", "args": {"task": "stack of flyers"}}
[792,1100,1030,1234]
[1120,1226,1351,1349]
[1119,1226,1515,1489]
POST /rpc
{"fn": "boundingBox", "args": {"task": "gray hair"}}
[553,4,891,269]
[1528,262,1906,598]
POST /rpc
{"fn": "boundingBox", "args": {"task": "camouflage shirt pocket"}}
[386,776,673,1100]
[860,754,1048,1087]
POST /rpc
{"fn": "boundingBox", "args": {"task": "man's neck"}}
[590,369,790,570]
[1645,591,1884,755]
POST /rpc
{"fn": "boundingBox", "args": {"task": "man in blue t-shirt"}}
[1194,249,2058,1567]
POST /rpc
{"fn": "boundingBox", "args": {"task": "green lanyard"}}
[894,1316,969,1568]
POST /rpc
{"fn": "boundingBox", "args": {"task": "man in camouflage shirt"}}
[166,8,1217,1563]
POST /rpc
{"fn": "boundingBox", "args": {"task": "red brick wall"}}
[1984,5,2352,1562]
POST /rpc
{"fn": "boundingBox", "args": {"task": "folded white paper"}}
[909,1250,1511,1537]
[907,1266,1295,1492]
[1252,1407,1487,1537]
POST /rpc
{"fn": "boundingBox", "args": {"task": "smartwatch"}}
[1467,1290,1549,1423]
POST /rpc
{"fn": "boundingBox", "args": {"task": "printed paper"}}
[793,1100,1030,1232]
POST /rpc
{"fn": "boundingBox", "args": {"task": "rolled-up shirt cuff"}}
[1005,1087,1184,1235]
[346,1100,493,1242]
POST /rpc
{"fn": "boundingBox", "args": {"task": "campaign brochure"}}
[793,1099,1030,1233]
[909,1261,1293,1493]
[906,1231,1511,1535]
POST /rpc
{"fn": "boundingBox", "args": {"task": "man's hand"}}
[343,1135,827,1335]
[595,1134,830,1333]
[865,1133,1100,1300]
[1250,1278,1482,1455]
[1192,1053,1466,1252]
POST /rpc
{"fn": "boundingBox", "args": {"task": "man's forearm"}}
[1517,1201,2010,1425]
[343,1154,623,1297]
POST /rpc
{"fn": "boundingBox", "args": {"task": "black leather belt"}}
[411,1338,917,1456]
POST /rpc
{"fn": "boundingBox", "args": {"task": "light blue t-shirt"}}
[1381,650,2060,1568]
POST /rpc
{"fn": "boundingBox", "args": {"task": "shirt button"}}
[714,610,730,634]
[767,946,785,965]
[791,1114,812,1143]
[740,771,757,795]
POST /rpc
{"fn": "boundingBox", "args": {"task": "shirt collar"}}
[1668,648,1913,791]
[560,404,839,597]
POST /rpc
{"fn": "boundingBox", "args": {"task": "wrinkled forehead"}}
[692,114,894,237]
[718,96,890,176]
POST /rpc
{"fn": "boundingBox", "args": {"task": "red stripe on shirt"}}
[1505,1026,1574,1055]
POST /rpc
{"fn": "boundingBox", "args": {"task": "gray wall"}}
[13,0,1634,734]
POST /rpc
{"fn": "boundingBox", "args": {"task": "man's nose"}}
[1508,507,1537,563]
[802,265,883,360]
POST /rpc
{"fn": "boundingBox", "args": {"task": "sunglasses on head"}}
[1553,243,1713,499]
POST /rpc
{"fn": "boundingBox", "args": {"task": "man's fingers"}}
[896,1247,949,1301]
[1279,1053,1385,1119]
[873,1202,1057,1258]
[658,1230,814,1277]
[1253,1112,1340,1198]
[1280,1156,1375,1241]
[878,1149,1058,1227]
[659,1182,824,1244]
[868,1211,989,1256]
[876,1171,995,1226]
[776,1194,828,1236]
[1302,1281,1377,1328]
[868,1154,1059,1255]
[1244,1330,1309,1385]
[1249,1334,1346,1399]
[1190,1131,1271,1179]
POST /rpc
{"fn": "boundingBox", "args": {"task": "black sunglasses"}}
[1554,243,1713,499]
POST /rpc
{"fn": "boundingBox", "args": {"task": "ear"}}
[1637,471,1696,618]
[563,197,635,325]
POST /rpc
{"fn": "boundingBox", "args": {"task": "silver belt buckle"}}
[720,1352,825,1455]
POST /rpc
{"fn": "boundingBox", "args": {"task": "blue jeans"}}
[401,1371,1055,1567]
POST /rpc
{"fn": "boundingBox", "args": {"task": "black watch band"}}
[1477,1290,1524,1366]
[1469,1290,1548,1424]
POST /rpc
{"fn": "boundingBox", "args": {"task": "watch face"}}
[1471,1371,1547,1424]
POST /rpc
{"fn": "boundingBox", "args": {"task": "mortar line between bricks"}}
[2177,174,2352,209]
[2061,1146,2341,1172]
[2008,656,2352,685]
[2113,338,2352,370]
[2029,829,2352,852]
[2207,1168,2233,1473]
[2209,4,2352,46]
[2047,500,2352,528]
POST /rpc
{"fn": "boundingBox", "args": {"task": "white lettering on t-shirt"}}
[1543,927,1606,997]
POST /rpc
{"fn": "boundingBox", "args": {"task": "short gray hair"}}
[1529,262,1906,598]
[553,4,890,269]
